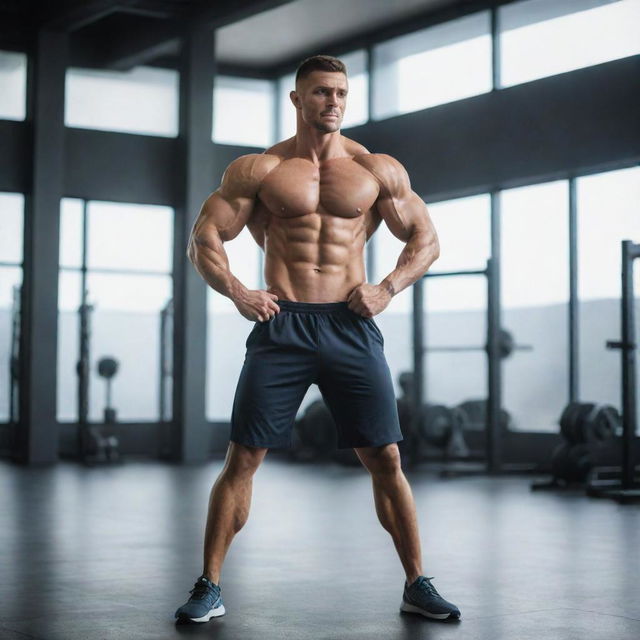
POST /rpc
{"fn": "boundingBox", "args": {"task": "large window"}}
[340,50,369,130]
[206,228,261,421]
[425,194,491,312]
[277,50,369,140]
[57,199,174,422]
[65,66,179,137]
[373,224,412,315]
[373,195,491,315]
[213,76,275,148]
[372,11,492,120]
[0,193,24,422]
[500,180,569,432]
[277,72,297,141]
[0,50,27,121]
[421,195,491,406]
[371,195,491,402]
[576,166,640,410]
[499,0,640,88]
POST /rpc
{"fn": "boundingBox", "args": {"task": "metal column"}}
[17,29,68,465]
[589,241,640,502]
[487,191,503,473]
[619,241,639,489]
[568,178,579,402]
[170,26,215,462]
[412,277,425,416]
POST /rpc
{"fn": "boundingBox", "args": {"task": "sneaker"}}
[400,575,461,620]
[174,575,226,623]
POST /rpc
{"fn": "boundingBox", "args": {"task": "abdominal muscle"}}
[261,210,367,303]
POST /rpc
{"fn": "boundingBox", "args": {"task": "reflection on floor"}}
[1,455,639,640]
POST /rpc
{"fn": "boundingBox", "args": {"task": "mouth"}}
[322,112,339,118]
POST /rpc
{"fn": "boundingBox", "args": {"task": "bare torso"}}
[246,137,383,303]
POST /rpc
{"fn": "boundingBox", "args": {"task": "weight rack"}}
[587,240,640,503]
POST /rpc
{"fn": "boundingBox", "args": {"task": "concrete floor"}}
[1,454,639,640]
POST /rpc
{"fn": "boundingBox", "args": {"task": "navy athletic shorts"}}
[229,300,403,450]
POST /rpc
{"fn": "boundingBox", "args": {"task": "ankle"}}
[204,571,220,585]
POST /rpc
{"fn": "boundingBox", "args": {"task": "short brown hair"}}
[295,55,347,84]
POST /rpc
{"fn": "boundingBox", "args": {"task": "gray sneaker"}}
[175,575,226,623]
[400,575,461,620]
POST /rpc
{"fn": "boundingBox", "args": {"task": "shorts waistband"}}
[276,300,352,314]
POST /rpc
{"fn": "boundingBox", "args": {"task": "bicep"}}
[375,188,434,243]
[191,159,260,246]
[192,190,254,245]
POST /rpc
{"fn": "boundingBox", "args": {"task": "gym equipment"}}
[559,402,620,444]
[292,398,337,461]
[81,424,120,464]
[74,287,119,464]
[413,257,534,473]
[396,373,421,466]
[290,399,363,466]
[76,295,93,461]
[587,240,640,503]
[532,401,619,490]
[7,284,21,458]
[425,328,531,360]
[80,356,121,464]
[456,399,513,432]
[159,298,173,422]
[418,404,453,448]
[9,284,20,424]
[395,372,471,465]
[550,442,594,484]
[97,356,119,424]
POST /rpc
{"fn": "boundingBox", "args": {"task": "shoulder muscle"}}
[353,153,410,198]
[219,153,280,199]
[355,153,426,242]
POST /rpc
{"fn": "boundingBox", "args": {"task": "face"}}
[292,70,348,133]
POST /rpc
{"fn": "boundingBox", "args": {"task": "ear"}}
[290,90,301,110]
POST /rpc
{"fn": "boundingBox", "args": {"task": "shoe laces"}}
[189,580,216,601]
[415,576,439,597]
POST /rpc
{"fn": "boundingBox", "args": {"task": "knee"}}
[224,442,268,478]
[355,443,402,476]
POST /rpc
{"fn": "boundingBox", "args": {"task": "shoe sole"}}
[399,600,459,620]
[177,603,226,623]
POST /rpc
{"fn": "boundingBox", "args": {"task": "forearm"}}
[379,230,439,297]
[188,236,248,302]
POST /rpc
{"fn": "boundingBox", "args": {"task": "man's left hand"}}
[347,283,393,318]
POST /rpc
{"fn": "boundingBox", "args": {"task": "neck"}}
[294,121,344,163]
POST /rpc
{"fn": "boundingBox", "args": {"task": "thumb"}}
[267,292,279,300]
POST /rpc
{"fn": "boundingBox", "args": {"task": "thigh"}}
[317,316,403,449]
[230,320,317,449]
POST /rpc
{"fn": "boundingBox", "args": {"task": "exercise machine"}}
[586,240,640,503]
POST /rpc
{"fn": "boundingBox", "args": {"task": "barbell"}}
[424,329,532,360]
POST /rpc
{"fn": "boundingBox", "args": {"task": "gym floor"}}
[1,455,639,640]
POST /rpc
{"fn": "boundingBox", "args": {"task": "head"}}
[291,55,348,133]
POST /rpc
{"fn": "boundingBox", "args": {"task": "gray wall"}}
[1,57,638,205]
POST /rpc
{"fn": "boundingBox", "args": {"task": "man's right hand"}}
[233,290,280,322]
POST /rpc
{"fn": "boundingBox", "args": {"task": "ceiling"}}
[215,0,455,68]
[0,0,490,72]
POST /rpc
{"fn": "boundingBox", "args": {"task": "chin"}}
[314,121,341,133]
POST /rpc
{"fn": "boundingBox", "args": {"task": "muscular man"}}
[175,55,461,624]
